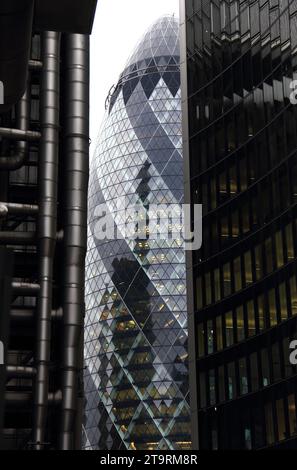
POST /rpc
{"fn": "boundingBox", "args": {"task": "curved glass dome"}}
[84,15,190,451]
[124,15,180,74]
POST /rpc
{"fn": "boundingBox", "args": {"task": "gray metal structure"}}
[0,0,97,450]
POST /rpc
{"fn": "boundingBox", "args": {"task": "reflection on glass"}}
[228,362,236,400]
[279,282,288,321]
[288,394,297,437]
[265,238,273,274]
[234,256,242,291]
[276,399,286,441]
[268,290,277,326]
[216,316,223,351]
[214,268,221,301]
[261,348,270,387]
[286,224,294,261]
[218,365,225,402]
[247,301,256,337]
[250,352,259,392]
[223,263,231,297]
[290,276,297,315]
[209,369,216,405]
[199,372,206,408]
[198,323,205,358]
[196,277,203,309]
[225,311,234,347]
[275,230,284,268]
[265,403,275,445]
[207,320,214,354]
[239,357,248,395]
[244,251,253,285]
[236,306,245,342]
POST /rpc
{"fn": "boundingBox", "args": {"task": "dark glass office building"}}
[0,0,97,450]
[181,0,297,449]
[84,16,191,451]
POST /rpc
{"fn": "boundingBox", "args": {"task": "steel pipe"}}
[0,127,41,142]
[0,230,63,244]
[10,307,63,324]
[32,31,60,451]
[59,33,89,450]
[51,307,63,320]
[10,308,35,322]
[5,391,62,407]
[5,392,32,407]
[0,87,30,171]
[29,60,43,71]
[0,202,38,216]
[0,232,36,245]
[48,390,62,405]
[6,366,36,378]
[0,205,8,218]
[12,282,40,295]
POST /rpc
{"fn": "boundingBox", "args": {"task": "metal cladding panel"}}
[34,0,98,34]
[0,0,34,112]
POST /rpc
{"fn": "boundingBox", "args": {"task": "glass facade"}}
[181,0,297,449]
[84,16,191,450]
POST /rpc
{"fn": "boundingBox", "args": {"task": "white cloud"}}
[90,0,180,156]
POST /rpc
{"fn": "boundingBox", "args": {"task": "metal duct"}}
[5,391,62,407]
[0,203,38,216]
[10,308,62,325]
[0,0,34,112]
[6,366,36,379]
[29,60,43,71]
[0,232,36,245]
[10,309,35,323]
[34,0,98,34]
[5,392,32,407]
[12,282,40,296]
[59,34,89,450]
[0,128,40,142]
[0,87,30,171]
[32,32,60,450]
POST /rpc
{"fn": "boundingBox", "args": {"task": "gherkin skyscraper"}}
[83,16,191,450]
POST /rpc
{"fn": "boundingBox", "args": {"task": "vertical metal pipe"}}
[32,31,60,450]
[59,33,89,450]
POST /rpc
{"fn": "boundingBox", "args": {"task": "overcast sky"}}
[90,0,180,156]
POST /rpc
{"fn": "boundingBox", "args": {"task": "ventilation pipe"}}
[10,308,35,322]
[0,127,40,142]
[32,31,60,450]
[6,366,36,379]
[5,391,62,408]
[59,34,89,450]
[29,60,43,71]
[0,202,38,216]
[12,282,40,296]
[10,307,63,325]
[0,232,36,245]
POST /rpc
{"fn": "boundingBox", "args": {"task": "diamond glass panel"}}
[84,16,190,451]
